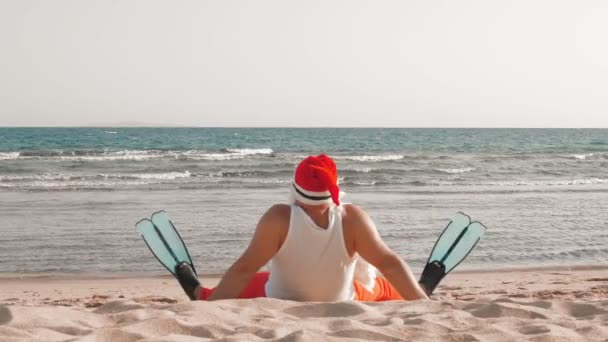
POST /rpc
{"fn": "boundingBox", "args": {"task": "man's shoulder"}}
[268,203,291,212]
[341,203,369,223]
[264,204,292,220]
[340,204,375,244]
[341,203,366,215]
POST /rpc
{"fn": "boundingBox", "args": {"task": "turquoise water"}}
[0,128,607,274]
[2,127,607,153]
[1,128,607,192]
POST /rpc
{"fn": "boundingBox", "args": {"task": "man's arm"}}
[345,204,429,300]
[207,204,288,300]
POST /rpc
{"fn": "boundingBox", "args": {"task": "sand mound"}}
[1,298,606,341]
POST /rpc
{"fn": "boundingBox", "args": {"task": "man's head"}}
[290,154,340,206]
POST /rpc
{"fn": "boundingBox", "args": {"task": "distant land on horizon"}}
[80,121,194,128]
[0,121,194,127]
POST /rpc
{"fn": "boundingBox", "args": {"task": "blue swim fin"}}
[136,210,197,276]
[419,212,487,295]
[136,211,201,300]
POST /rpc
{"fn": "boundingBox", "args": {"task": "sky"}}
[0,0,607,127]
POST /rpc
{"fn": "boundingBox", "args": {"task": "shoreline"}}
[1,264,606,281]
[1,265,606,307]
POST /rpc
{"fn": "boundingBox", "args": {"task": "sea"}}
[0,128,607,276]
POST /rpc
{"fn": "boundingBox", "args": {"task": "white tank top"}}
[265,204,373,301]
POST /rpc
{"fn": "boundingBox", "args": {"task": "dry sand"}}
[1,267,607,341]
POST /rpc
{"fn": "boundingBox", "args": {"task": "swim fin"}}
[136,210,200,300]
[419,212,487,295]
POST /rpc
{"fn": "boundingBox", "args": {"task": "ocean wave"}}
[217,169,292,178]
[353,167,373,173]
[181,150,272,161]
[0,169,296,190]
[3,175,608,191]
[122,171,192,180]
[436,167,476,174]
[0,174,75,182]
[0,175,196,191]
[571,153,593,160]
[0,171,193,182]
[0,152,20,160]
[338,155,404,162]
[18,150,99,157]
[342,180,379,186]
[481,154,535,162]
[223,148,273,155]
[539,169,565,176]
[177,148,273,160]
[548,178,608,186]
[426,178,608,187]
[406,180,428,186]
[78,152,165,161]
[12,150,167,161]
[0,180,148,190]
[0,148,275,162]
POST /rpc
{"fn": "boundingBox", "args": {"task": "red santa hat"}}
[290,154,340,206]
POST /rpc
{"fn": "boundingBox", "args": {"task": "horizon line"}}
[1,126,607,129]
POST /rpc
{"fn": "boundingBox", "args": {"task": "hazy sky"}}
[1,1,607,127]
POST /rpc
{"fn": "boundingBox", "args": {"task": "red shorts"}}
[198,272,403,301]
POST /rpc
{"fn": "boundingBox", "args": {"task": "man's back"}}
[265,202,377,258]
[265,204,359,301]
[200,154,428,301]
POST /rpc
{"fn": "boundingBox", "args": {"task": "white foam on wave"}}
[524,178,608,186]
[182,148,273,160]
[428,177,608,187]
[437,167,476,174]
[234,178,291,185]
[0,171,193,183]
[225,148,273,155]
[0,179,151,190]
[0,152,20,160]
[72,153,165,161]
[130,171,192,180]
[13,150,166,161]
[353,167,373,173]
[105,131,118,134]
[348,180,378,186]
[6,149,275,162]
[571,153,593,160]
[0,174,74,182]
[553,178,608,185]
[0,171,198,190]
[340,155,403,162]
[182,152,241,161]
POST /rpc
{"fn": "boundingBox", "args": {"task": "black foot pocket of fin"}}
[419,260,446,296]
[175,262,201,301]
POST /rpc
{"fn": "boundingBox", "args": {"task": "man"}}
[176,154,430,301]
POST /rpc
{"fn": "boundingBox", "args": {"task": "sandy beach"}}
[1,266,606,341]
[3,0,608,338]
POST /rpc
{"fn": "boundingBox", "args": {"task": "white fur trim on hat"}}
[289,182,333,205]
[287,184,347,205]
